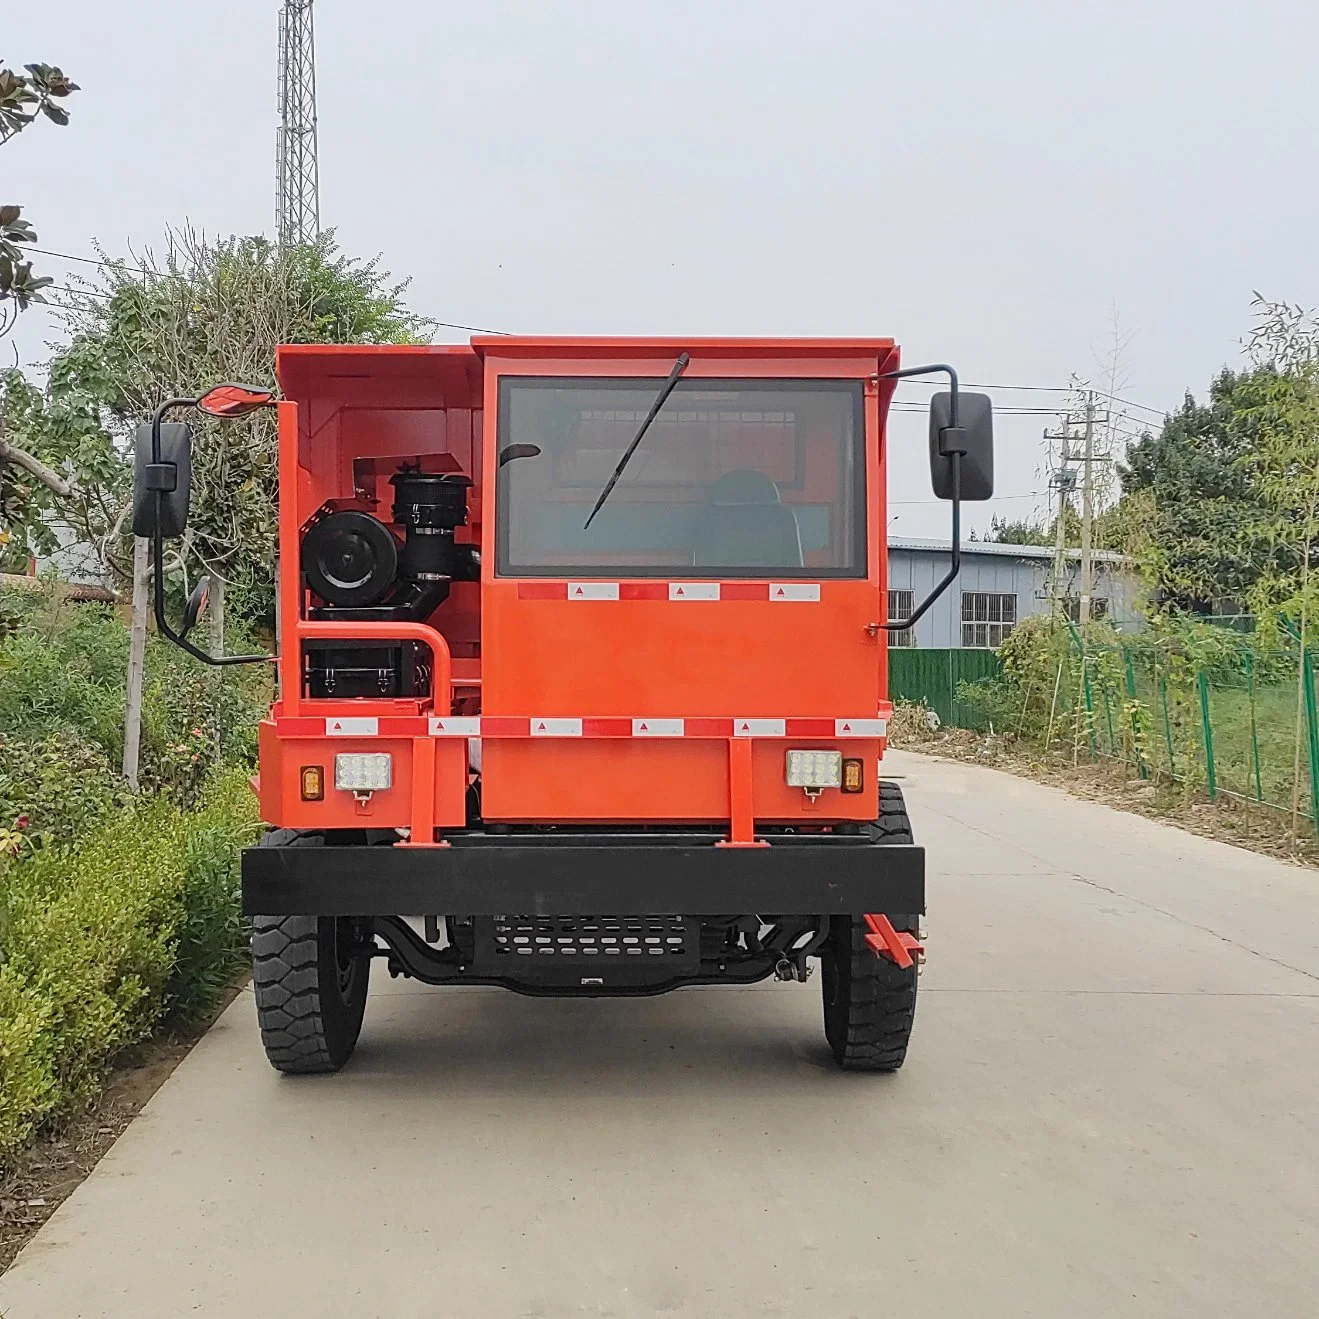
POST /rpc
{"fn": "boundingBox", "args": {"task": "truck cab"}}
[134,337,993,1073]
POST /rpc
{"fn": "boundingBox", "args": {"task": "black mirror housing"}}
[929,391,993,501]
[132,421,193,538]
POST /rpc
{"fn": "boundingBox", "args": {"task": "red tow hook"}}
[863,913,924,970]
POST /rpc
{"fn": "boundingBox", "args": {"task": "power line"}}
[30,246,149,276]
[433,319,511,336]
[21,252,1174,416]
[46,283,113,299]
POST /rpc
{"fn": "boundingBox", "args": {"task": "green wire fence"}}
[948,621,1319,836]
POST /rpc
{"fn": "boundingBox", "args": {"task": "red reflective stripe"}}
[581,717,632,737]
[784,717,833,737]
[720,582,769,600]
[619,582,667,600]
[377,717,429,737]
[282,714,880,739]
[481,716,531,737]
[274,717,321,738]
[512,581,821,601]
[683,717,734,738]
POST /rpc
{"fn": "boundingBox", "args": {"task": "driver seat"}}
[691,469,804,569]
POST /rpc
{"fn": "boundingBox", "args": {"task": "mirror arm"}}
[878,363,964,635]
[879,362,959,426]
[149,398,270,668]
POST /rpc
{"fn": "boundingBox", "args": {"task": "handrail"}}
[290,619,453,718]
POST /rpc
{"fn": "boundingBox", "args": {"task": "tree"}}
[1118,369,1273,614]
[983,514,1053,546]
[1236,298,1319,635]
[3,229,427,617]
[0,59,79,333]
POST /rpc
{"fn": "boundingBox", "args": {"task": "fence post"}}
[1080,655,1098,757]
[1158,663,1176,778]
[1099,667,1116,759]
[1303,651,1319,836]
[1197,669,1216,800]
[1124,647,1147,779]
[1245,652,1263,802]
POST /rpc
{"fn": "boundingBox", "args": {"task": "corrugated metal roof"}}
[889,536,1127,564]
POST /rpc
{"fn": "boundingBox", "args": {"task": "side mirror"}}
[196,383,274,418]
[181,576,210,637]
[132,421,193,538]
[929,390,993,501]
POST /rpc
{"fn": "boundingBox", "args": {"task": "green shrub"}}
[0,770,259,1167]
[0,729,125,850]
[168,768,261,1022]
[0,588,270,806]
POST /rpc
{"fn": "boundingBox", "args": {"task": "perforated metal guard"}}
[471,916,699,983]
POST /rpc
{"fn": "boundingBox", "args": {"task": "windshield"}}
[496,377,866,578]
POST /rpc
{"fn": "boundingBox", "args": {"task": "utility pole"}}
[1079,391,1096,625]
[1043,417,1077,617]
[276,0,320,247]
[1044,389,1111,624]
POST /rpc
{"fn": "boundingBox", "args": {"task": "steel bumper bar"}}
[242,833,925,917]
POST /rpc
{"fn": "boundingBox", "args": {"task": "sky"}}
[8,0,1319,537]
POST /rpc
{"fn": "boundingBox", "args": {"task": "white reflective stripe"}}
[733,718,786,737]
[566,582,619,600]
[428,716,480,736]
[668,582,719,600]
[325,717,378,736]
[768,583,821,601]
[835,718,887,737]
[632,718,684,737]
[530,718,583,736]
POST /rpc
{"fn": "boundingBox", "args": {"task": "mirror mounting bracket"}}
[877,363,964,636]
[148,392,273,668]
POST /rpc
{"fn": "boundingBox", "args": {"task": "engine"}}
[301,468,475,699]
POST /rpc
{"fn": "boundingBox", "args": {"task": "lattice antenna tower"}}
[276,0,320,247]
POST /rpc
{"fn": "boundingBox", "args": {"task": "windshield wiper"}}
[583,352,689,529]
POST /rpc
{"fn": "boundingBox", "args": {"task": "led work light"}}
[785,750,843,793]
[334,753,393,795]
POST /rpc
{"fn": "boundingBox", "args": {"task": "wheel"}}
[250,830,371,1074]
[820,781,919,1072]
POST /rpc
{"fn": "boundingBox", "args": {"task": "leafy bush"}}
[0,588,269,806]
[0,729,124,850]
[0,768,259,1166]
[168,769,261,1022]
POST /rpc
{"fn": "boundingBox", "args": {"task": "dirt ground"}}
[0,984,244,1275]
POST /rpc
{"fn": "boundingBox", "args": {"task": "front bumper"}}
[241,831,925,917]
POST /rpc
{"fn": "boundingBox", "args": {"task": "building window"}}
[961,591,1017,648]
[888,588,914,647]
[1065,597,1108,623]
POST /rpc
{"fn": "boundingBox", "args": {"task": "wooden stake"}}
[122,536,150,789]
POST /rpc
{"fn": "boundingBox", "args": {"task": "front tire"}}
[250,831,370,1074]
[820,782,919,1072]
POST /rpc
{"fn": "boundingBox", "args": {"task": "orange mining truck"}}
[132,338,993,1073]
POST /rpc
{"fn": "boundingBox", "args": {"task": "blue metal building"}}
[886,537,1137,649]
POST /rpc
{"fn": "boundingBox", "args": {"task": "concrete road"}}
[3,752,1318,1318]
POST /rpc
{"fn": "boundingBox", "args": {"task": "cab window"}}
[495,377,866,578]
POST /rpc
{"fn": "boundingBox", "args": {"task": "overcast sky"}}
[10,0,1319,536]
